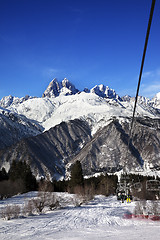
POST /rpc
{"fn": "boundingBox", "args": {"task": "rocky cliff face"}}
[0,117,159,179]
[131,117,160,171]
[67,118,147,176]
[0,110,43,150]
[42,78,79,98]
[90,84,121,100]
[0,119,91,179]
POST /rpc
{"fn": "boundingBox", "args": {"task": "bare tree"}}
[0,205,21,220]
[23,199,35,216]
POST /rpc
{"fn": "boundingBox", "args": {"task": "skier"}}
[126,195,131,203]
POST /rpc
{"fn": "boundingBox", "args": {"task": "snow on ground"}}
[0,192,159,240]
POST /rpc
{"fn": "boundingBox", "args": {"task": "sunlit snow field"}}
[0,192,159,240]
[6,92,155,133]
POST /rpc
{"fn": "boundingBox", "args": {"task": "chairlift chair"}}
[146,180,160,191]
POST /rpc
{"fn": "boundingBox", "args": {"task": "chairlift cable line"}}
[128,0,156,141]
[125,0,156,170]
[120,0,156,197]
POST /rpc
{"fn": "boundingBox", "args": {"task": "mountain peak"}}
[42,78,122,100]
[61,78,79,94]
[42,78,79,98]
[152,92,160,108]
[42,78,61,98]
[0,95,32,108]
[90,84,121,100]
[154,92,160,100]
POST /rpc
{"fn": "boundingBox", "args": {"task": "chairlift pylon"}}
[131,182,142,192]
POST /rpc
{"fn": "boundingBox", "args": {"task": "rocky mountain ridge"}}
[0,117,159,180]
[0,119,92,179]
[1,78,159,109]
[0,109,43,150]
[0,95,35,109]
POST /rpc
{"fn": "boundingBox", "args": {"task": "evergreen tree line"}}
[0,160,37,199]
[53,161,118,197]
[0,160,118,199]
[0,160,159,200]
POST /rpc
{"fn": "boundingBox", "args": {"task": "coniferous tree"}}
[0,167,8,181]
[70,161,84,187]
[8,160,37,192]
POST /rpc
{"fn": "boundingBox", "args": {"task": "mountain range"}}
[0,78,160,180]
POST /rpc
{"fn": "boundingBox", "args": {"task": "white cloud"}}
[141,82,160,93]
[142,71,153,78]
[140,68,160,98]
[42,67,60,78]
[142,68,160,80]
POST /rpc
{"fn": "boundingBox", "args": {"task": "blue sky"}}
[0,0,160,99]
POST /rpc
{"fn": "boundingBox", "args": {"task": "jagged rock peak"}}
[83,87,90,93]
[61,78,79,94]
[121,95,132,102]
[42,78,61,98]
[152,92,160,108]
[42,79,123,100]
[152,92,160,102]
[90,84,121,100]
[42,78,79,98]
[0,94,32,108]
[0,95,14,108]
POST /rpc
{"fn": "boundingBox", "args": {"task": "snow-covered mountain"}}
[152,92,160,109]
[0,78,160,179]
[0,108,43,149]
[122,93,160,110]
[1,78,159,133]
[90,84,121,100]
[0,95,35,108]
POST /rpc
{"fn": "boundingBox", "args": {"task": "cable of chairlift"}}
[119,0,157,197]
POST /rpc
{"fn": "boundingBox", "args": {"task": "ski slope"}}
[0,193,159,240]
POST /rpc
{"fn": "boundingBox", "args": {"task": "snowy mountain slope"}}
[152,92,160,109]
[0,108,43,150]
[4,91,159,134]
[8,97,56,124]
[67,117,160,176]
[0,193,159,240]
[122,95,160,116]
[0,95,35,108]
[90,83,121,99]
[0,119,92,179]
[0,79,159,136]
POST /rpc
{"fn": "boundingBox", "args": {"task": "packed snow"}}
[0,192,159,240]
